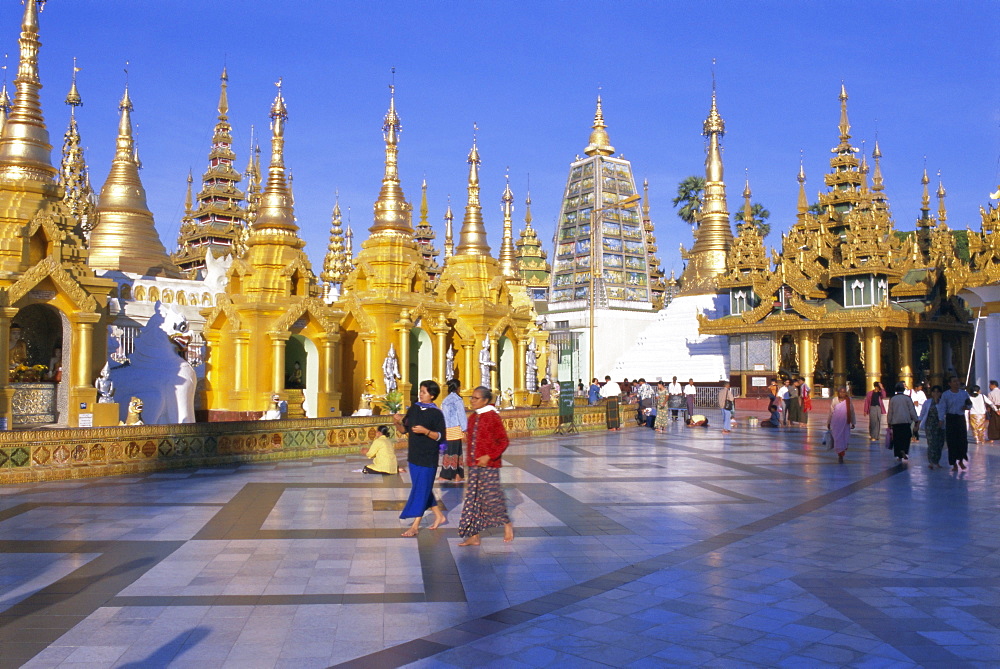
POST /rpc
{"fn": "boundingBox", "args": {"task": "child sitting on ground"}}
[362,425,399,475]
[760,404,780,427]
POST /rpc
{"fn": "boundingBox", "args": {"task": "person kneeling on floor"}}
[362,425,399,475]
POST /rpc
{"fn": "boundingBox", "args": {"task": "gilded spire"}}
[60,60,96,239]
[642,178,651,222]
[584,95,615,157]
[499,170,517,278]
[0,0,56,182]
[871,140,885,192]
[796,156,808,214]
[345,222,354,261]
[371,82,412,235]
[444,196,454,258]
[419,177,429,226]
[524,188,533,228]
[920,166,931,217]
[322,196,348,285]
[218,66,229,117]
[413,178,441,278]
[0,84,10,135]
[837,82,851,148]
[183,169,193,215]
[679,81,732,295]
[250,78,300,240]
[936,173,947,223]
[90,84,179,277]
[456,125,491,255]
[742,177,753,224]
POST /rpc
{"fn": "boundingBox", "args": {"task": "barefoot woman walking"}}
[458,387,514,546]
[394,380,447,536]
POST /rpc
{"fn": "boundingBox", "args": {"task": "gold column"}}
[514,336,527,405]
[863,327,881,390]
[489,337,498,391]
[930,332,943,387]
[70,313,102,426]
[0,307,19,427]
[431,320,448,386]
[462,343,474,395]
[318,334,339,416]
[797,331,814,392]
[270,335,286,394]
[362,336,374,388]
[832,332,847,391]
[232,331,250,406]
[899,329,913,387]
[396,321,411,402]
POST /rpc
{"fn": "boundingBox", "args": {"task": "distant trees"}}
[671,176,705,225]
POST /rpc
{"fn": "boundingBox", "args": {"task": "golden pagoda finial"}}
[60,59,95,238]
[444,195,454,258]
[837,82,851,146]
[920,164,930,214]
[345,219,354,261]
[499,168,516,277]
[419,177,429,226]
[184,169,193,215]
[0,83,10,136]
[250,77,299,237]
[742,172,753,224]
[796,153,808,214]
[642,178,651,221]
[218,66,229,118]
[90,78,179,277]
[322,193,348,285]
[0,0,56,182]
[584,93,615,157]
[871,139,885,192]
[859,140,869,188]
[456,123,491,255]
[936,171,947,223]
[371,73,412,234]
[524,182,533,228]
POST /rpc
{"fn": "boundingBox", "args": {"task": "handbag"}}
[821,430,833,448]
[884,424,893,450]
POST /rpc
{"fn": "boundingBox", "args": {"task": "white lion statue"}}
[109,301,197,425]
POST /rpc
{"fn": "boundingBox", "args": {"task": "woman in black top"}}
[394,379,447,537]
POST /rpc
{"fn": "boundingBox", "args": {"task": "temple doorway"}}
[497,335,513,394]
[9,304,70,426]
[285,334,318,418]
[409,328,432,403]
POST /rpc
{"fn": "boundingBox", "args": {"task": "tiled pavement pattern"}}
[1,418,998,668]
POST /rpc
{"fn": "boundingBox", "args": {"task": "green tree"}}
[732,203,771,238]
[671,176,705,225]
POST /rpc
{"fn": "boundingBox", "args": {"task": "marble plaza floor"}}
[1,416,999,669]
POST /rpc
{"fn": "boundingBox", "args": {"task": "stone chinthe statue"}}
[445,344,456,382]
[382,343,401,394]
[479,336,495,389]
[525,339,539,392]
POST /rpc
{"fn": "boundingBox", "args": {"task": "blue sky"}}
[5,1,999,278]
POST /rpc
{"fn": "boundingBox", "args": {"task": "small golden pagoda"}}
[700,85,972,394]
[172,68,248,275]
[88,83,180,278]
[201,81,345,418]
[0,0,115,427]
[515,187,551,302]
[320,197,350,302]
[412,179,442,282]
[678,86,733,296]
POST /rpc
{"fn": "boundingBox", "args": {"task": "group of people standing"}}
[833,377,1000,470]
[763,378,812,427]
[361,380,515,546]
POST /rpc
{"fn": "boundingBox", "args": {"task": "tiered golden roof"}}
[59,62,96,242]
[321,198,350,286]
[172,68,248,275]
[515,187,551,301]
[413,179,441,280]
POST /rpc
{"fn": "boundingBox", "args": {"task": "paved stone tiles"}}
[1,418,998,668]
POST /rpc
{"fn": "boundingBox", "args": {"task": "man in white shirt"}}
[907,382,926,441]
[988,380,1000,406]
[667,376,683,421]
[777,380,791,426]
[600,375,622,431]
[683,379,697,420]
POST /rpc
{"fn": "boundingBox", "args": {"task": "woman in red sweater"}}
[457,386,514,546]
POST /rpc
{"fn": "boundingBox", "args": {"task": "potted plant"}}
[380,390,403,415]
